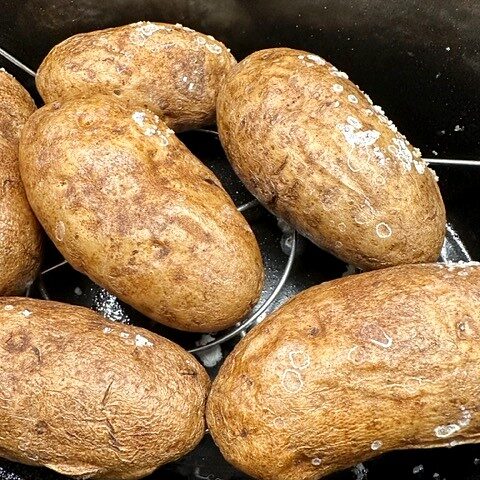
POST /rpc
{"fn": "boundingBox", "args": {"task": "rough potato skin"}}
[208,263,480,480]
[217,48,446,270]
[19,95,263,332]
[0,297,210,479]
[36,22,236,132]
[0,70,42,295]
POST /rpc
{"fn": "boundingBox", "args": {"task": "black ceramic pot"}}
[1,1,480,479]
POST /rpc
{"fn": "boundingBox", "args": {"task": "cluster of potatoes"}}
[1,20,478,480]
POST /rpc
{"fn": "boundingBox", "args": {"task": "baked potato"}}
[217,48,446,270]
[0,297,210,479]
[207,262,480,480]
[0,69,42,295]
[19,94,263,332]
[36,21,236,131]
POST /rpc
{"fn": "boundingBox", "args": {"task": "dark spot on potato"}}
[32,346,42,364]
[35,420,49,435]
[309,326,320,337]
[151,239,170,259]
[456,316,477,339]
[113,89,122,96]
[240,374,254,387]
[51,101,61,110]
[174,272,187,282]
[2,178,14,192]
[77,113,95,127]
[203,177,221,188]
[240,428,248,438]
[180,369,198,376]
[264,191,278,207]
[4,331,30,353]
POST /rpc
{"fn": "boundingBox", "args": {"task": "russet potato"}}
[208,263,480,480]
[0,70,42,295]
[0,297,210,479]
[217,48,446,270]
[19,94,263,332]
[36,22,236,131]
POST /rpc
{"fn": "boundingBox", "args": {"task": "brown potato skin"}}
[19,95,263,332]
[36,22,236,132]
[0,297,210,479]
[0,70,42,295]
[208,263,480,480]
[217,48,446,270]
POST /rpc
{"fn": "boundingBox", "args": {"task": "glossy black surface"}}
[1,1,480,479]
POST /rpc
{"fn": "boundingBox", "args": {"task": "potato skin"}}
[0,297,210,479]
[208,263,480,480]
[36,22,236,131]
[0,70,42,295]
[19,95,263,332]
[217,48,446,270]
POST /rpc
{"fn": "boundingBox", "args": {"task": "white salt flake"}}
[364,93,374,105]
[138,23,161,37]
[120,332,130,339]
[206,43,222,54]
[103,327,112,334]
[371,440,383,450]
[132,111,146,126]
[135,334,153,347]
[311,457,322,466]
[332,83,344,93]
[333,71,349,79]
[144,127,157,136]
[454,125,465,132]
[338,123,380,147]
[348,94,358,104]
[74,287,82,296]
[413,465,424,474]
[434,423,461,438]
[388,138,414,172]
[306,54,326,65]
[4,305,14,311]
[21,309,32,318]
